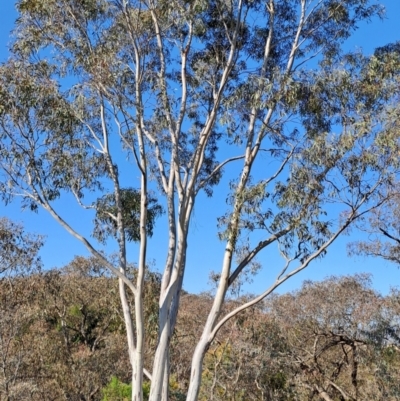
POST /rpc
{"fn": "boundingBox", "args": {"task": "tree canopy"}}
[0,217,43,275]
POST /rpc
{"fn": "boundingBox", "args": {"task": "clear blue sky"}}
[0,1,400,296]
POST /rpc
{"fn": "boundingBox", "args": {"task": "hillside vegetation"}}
[1,256,399,401]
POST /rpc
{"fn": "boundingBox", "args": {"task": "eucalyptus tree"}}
[349,192,400,265]
[347,42,400,268]
[0,217,43,276]
[0,1,399,400]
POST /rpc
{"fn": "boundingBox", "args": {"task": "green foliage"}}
[168,375,186,401]
[68,304,82,317]
[266,371,286,391]
[101,377,132,401]
[101,377,151,401]
[93,188,163,244]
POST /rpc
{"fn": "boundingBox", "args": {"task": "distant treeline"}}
[1,256,399,400]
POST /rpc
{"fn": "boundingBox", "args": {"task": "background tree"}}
[0,255,161,401]
[267,275,388,400]
[0,218,43,400]
[0,217,43,276]
[0,1,400,400]
[347,43,400,268]
[349,191,400,265]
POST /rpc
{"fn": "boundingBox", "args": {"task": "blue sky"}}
[1,1,400,296]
